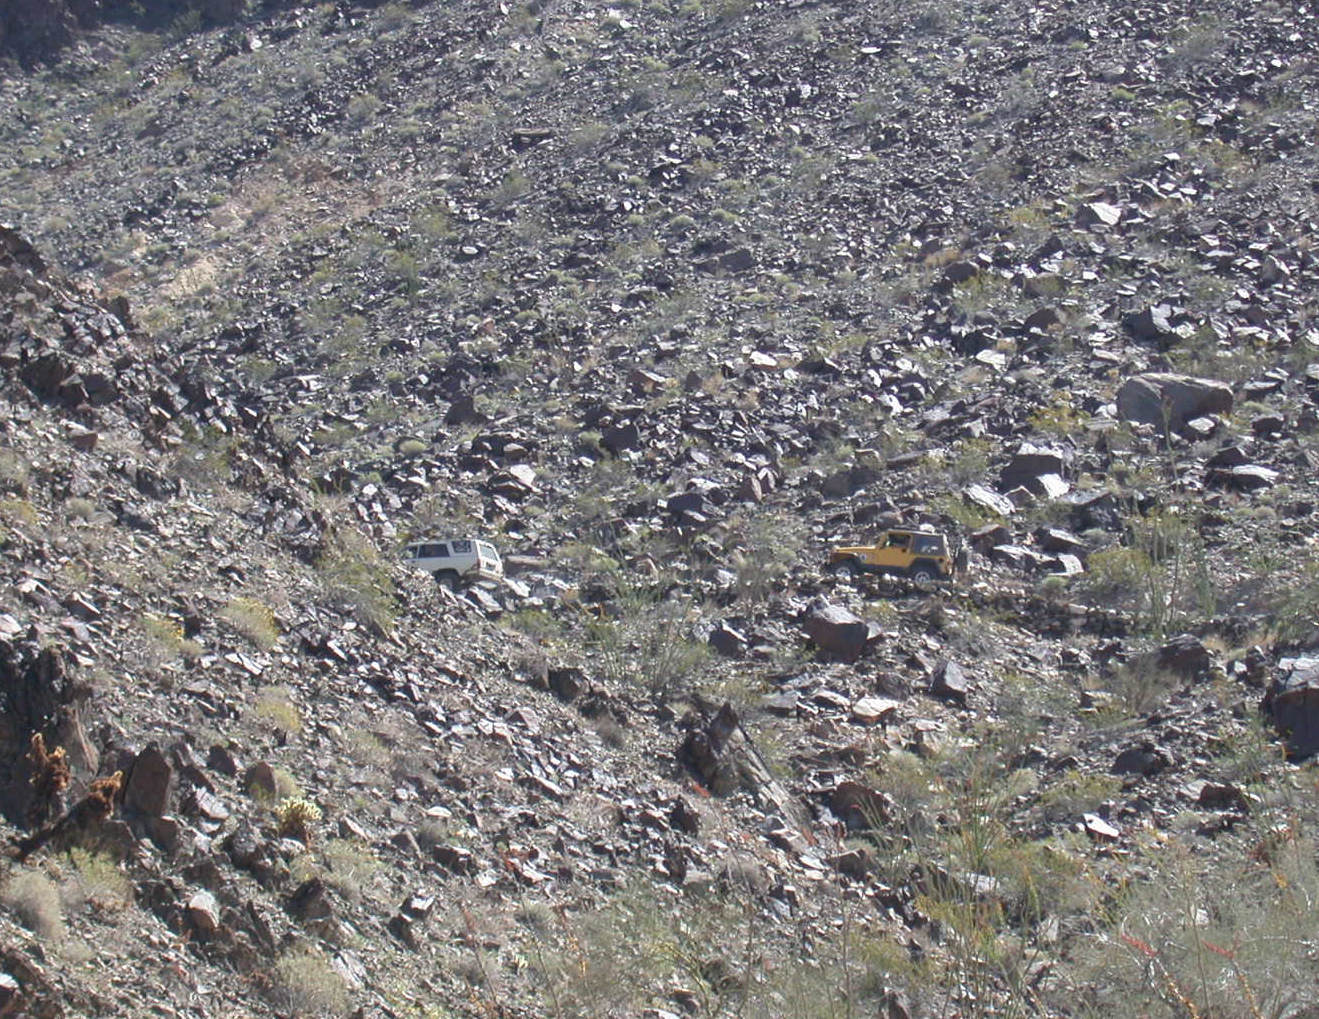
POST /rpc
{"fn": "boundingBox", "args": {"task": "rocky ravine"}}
[3,1,1319,1018]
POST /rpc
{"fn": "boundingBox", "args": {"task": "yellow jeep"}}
[828,529,958,589]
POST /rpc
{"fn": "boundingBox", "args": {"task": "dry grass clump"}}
[269,944,351,1017]
[2,868,64,940]
[221,595,280,649]
[253,685,303,735]
[321,839,380,903]
[314,517,397,636]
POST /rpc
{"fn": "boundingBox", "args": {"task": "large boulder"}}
[0,224,49,274]
[678,702,805,829]
[929,659,970,705]
[1116,373,1233,434]
[1266,659,1319,758]
[1156,634,1212,677]
[123,744,173,817]
[804,602,879,663]
[999,443,1070,492]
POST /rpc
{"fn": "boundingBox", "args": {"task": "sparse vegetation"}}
[222,595,280,650]
[141,613,202,662]
[314,517,398,635]
[64,848,134,912]
[321,838,380,902]
[2,0,1319,1016]
[583,572,712,698]
[269,944,351,1017]
[254,686,303,735]
[276,796,323,844]
[2,869,64,940]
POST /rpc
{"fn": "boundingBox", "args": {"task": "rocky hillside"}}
[3,1,1319,1017]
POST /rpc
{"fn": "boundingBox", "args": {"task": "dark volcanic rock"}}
[1000,444,1070,491]
[0,639,91,825]
[1266,660,1319,758]
[124,743,173,817]
[929,659,969,706]
[804,602,878,663]
[0,0,76,65]
[1124,304,1180,344]
[1116,373,1233,434]
[1112,742,1171,776]
[1206,464,1279,491]
[830,780,893,830]
[1157,634,1211,677]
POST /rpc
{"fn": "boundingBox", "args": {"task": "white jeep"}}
[402,538,503,589]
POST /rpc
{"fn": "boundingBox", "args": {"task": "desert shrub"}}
[1107,659,1183,717]
[859,733,1107,1014]
[171,426,236,487]
[321,839,379,902]
[584,576,710,698]
[64,848,133,912]
[385,248,421,297]
[1066,834,1319,1019]
[314,519,397,635]
[0,497,38,527]
[254,686,302,735]
[276,797,322,844]
[725,508,806,609]
[532,885,712,1015]
[416,817,454,852]
[1029,395,1086,437]
[1037,770,1123,823]
[222,596,279,650]
[345,728,390,769]
[269,945,351,1017]
[590,715,627,749]
[141,613,202,662]
[257,766,303,803]
[0,449,31,493]
[1084,545,1150,605]
[506,607,564,641]
[1084,512,1213,636]
[947,437,994,485]
[64,497,98,522]
[930,492,991,530]
[346,92,382,124]
[1265,564,1319,645]
[378,1,412,30]
[2,869,64,940]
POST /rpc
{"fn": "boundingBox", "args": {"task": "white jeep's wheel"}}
[435,570,461,591]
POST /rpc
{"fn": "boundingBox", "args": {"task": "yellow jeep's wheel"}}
[831,557,864,579]
[909,564,936,591]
